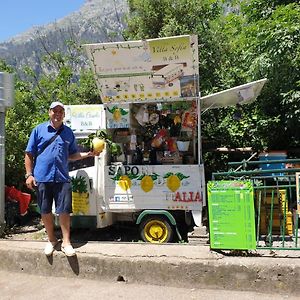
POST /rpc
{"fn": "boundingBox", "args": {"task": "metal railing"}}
[212,159,300,250]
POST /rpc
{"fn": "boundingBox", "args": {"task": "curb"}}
[0,240,300,295]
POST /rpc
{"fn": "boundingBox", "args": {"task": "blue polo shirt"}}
[25,122,78,183]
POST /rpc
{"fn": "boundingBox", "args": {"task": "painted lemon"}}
[141,175,154,192]
[118,175,132,191]
[166,175,181,192]
[113,108,122,122]
[92,137,105,154]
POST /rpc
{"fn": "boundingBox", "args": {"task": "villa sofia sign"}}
[83,35,199,103]
[64,104,105,130]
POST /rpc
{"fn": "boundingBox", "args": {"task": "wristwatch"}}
[25,173,33,179]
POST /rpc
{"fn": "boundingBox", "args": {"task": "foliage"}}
[221,2,300,149]
[3,40,99,188]
[125,0,300,177]
[80,129,122,157]
[2,0,300,188]
[71,176,88,193]
[125,0,225,94]
[0,60,14,73]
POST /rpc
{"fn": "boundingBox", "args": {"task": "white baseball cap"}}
[49,101,64,110]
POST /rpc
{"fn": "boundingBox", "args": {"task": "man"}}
[25,101,94,256]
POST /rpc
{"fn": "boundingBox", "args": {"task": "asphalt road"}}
[0,270,297,300]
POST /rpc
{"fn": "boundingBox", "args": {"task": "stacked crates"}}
[279,190,293,236]
[256,189,293,236]
[258,151,287,176]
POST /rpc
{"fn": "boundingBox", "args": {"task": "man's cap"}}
[49,101,64,110]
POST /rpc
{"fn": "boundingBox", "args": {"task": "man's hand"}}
[92,150,103,156]
[26,175,36,190]
[69,151,97,161]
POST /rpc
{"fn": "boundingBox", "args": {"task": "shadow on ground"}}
[2,212,141,243]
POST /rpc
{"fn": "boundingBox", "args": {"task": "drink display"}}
[107,101,197,165]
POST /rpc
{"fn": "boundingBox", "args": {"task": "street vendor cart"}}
[65,35,267,243]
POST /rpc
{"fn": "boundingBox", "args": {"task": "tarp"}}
[201,78,267,110]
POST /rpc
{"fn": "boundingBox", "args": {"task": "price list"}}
[207,181,256,250]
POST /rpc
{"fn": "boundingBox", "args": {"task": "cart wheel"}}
[139,216,173,243]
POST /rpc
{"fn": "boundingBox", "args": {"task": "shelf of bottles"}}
[107,100,198,165]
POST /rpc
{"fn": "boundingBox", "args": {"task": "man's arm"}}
[24,152,36,190]
[25,152,34,176]
[68,151,94,161]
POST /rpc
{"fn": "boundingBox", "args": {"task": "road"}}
[0,270,297,300]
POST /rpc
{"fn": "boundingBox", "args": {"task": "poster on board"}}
[83,35,199,103]
[106,103,130,128]
[207,180,256,250]
[64,104,105,130]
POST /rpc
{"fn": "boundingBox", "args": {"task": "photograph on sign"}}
[64,105,105,130]
[83,35,199,103]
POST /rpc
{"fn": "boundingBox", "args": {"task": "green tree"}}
[124,0,300,176]
[125,0,225,93]
[222,2,300,149]
[4,40,99,188]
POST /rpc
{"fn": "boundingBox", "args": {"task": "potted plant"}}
[81,129,122,159]
[71,176,89,215]
[176,131,191,152]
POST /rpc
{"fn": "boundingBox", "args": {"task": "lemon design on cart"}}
[106,164,202,211]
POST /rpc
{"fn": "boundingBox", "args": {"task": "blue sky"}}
[0,0,85,42]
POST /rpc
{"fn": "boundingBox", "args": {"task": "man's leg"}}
[59,213,75,256]
[59,213,71,246]
[42,213,57,243]
[56,183,75,256]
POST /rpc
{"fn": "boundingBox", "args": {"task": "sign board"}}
[106,103,130,128]
[105,164,204,212]
[207,180,256,250]
[83,35,199,103]
[64,105,105,130]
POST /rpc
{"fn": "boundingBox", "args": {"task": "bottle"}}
[135,145,143,165]
[142,142,150,164]
[123,143,132,165]
[149,147,157,165]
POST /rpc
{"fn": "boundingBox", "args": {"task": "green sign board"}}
[207,180,256,250]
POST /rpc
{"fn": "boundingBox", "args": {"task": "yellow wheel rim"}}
[144,220,168,243]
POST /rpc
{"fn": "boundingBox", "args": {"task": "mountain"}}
[0,0,128,76]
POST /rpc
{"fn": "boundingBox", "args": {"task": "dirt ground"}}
[2,212,142,243]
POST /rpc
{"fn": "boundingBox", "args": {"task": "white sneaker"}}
[61,244,76,256]
[44,241,58,256]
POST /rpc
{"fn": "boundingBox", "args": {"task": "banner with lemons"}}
[105,164,204,211]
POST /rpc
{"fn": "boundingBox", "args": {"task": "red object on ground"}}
[5,186,31,215]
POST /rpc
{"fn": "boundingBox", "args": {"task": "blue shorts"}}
[36,182,72,214]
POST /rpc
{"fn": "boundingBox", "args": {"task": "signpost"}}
[207,180,256,250]
[0,72,14,234]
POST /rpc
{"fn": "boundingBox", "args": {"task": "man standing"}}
[25,101,94,256]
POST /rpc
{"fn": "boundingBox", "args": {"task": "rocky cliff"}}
[0,0,128,75]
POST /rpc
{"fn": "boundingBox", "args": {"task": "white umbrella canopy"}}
[200,78,267,110]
